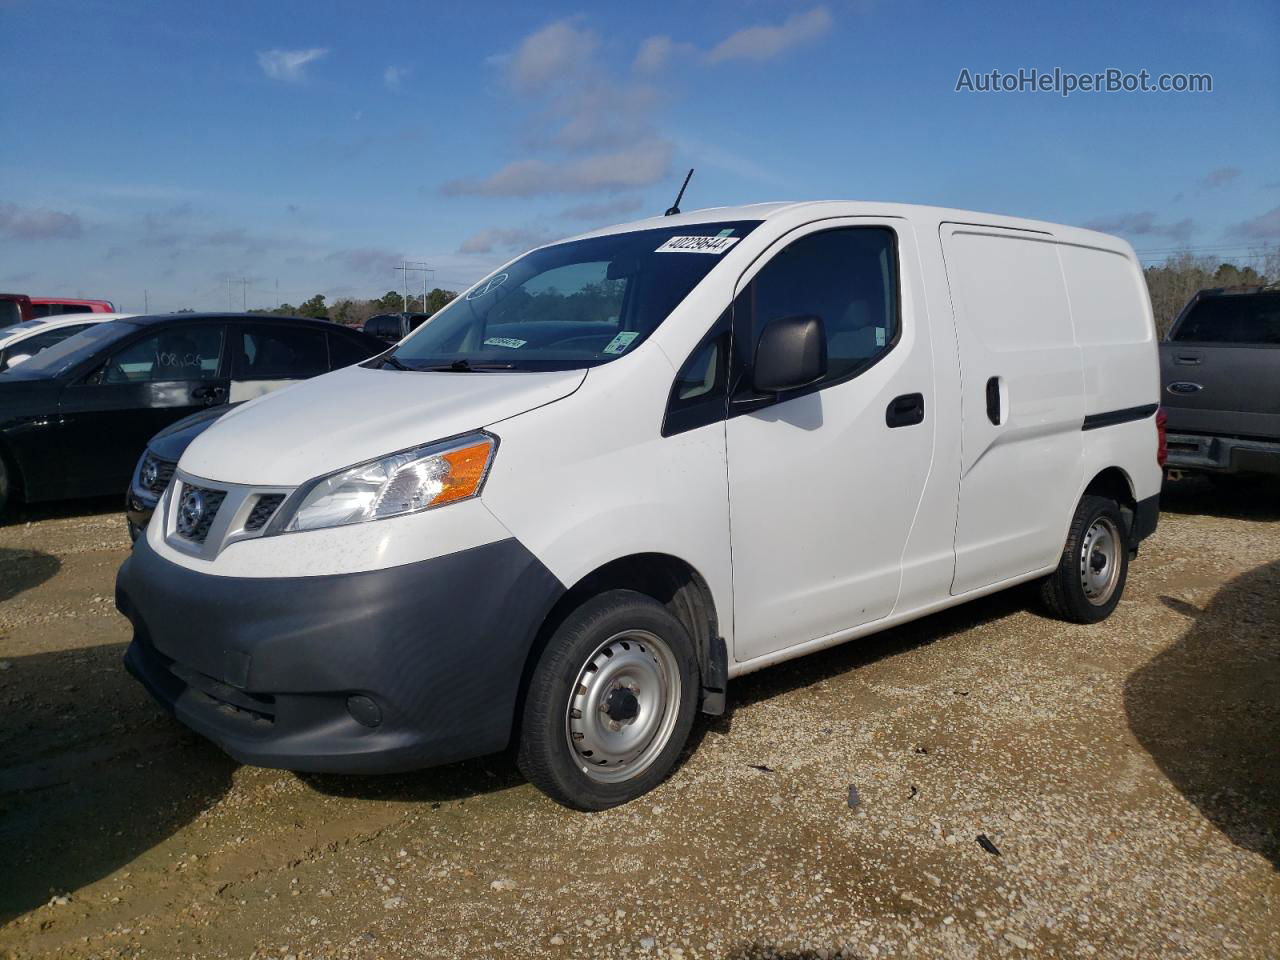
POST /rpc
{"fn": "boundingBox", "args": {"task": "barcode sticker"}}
[655,235,741,254]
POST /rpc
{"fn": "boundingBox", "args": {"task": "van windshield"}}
[1171,292,1280,344]
[384,221,760,372]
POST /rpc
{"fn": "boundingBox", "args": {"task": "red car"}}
[0,294,116,326]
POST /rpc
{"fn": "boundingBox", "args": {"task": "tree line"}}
[1144,247,1277,337]
[245,288,459,326]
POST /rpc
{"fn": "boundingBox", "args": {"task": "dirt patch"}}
[1,481,1277,959]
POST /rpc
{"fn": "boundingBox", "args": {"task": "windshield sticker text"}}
[655,236,741,255]
[483,337,527,349]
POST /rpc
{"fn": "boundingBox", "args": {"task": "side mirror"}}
[752,314,828,393]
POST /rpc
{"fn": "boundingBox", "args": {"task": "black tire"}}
[1040,495,1129,623]
[517,589,700,811]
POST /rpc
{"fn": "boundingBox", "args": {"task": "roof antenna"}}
[665,168,694,216]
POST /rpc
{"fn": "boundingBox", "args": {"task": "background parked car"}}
[362,312,432,342]
[1160,286,1280,479]
[0,313,383,515]
[0,312,136,371]
[0,294,116,326]
[126,403,230,540]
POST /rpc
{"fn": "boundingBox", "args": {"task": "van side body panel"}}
[940,223,1086,595]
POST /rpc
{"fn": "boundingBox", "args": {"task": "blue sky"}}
[2,0,1278,312]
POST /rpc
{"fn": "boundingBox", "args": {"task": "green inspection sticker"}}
[603,331,640,354]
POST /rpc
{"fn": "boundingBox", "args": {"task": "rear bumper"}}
[1165,432,1280,476]
[117,533,564,774]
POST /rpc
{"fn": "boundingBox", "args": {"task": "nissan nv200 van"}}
[118,202,1163,810]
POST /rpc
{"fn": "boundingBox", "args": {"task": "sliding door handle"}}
[986,376,1002,425]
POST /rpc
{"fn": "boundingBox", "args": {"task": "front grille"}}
[244,493,286,531]
[175,483,227,544]
[139,453,177,495]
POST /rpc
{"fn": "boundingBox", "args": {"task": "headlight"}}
[275,432,497,533]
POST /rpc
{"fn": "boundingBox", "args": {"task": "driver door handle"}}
[886,392,925,428]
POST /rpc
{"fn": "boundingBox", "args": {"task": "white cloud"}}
[706,7,833,64]
[443,21,674,198]
[384,65,410,91]
[257,47,329,83]
[1230,206,1280,240]
[0,201,83,240]
[1083,211,1194,242]
[633,35,695,73]
[509,20,598,94]
[457,227,554,255]
[1199,166,1241,190]
[443,139,672,197]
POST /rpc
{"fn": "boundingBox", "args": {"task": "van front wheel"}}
[1040,495,1129,623]
[517,590,699,811]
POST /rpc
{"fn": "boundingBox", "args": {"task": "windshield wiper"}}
[423,359,517,372]
[378,354,413,370]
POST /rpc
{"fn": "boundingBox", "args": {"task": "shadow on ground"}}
[1125,559,1280,868]
[0,547,60,603]
[1160,474,1280,522]
[1,494,122,527]
[725,586,1029,717]
[0,643,236,921]
[724,948,864,960]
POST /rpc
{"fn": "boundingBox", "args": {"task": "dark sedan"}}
[0,313,383,516]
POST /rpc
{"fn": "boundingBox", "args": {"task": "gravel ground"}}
[0,480,1276,959]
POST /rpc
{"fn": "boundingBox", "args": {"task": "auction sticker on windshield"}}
[655,236,741,254]
[603,331,640,354]
[483,337,526,349]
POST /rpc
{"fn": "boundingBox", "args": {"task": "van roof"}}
[567,200,1128,250]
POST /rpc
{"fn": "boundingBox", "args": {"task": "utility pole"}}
[225,278,249,311]
[143,289,149,314]
[394,261,433,313]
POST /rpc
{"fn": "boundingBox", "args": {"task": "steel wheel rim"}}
[565,629,681,785]
[1080,516,1121,605]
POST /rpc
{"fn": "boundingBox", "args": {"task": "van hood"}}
[179,363,586,486]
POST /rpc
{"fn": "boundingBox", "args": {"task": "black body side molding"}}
[1082,403,1159,431]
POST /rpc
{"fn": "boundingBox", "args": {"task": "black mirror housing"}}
[752,314,828,393]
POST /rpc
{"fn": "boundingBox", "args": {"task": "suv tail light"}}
[1156,407,1168,467]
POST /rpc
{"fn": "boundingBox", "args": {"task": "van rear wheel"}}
[1040,494,1129,623]
[517,589,699,811]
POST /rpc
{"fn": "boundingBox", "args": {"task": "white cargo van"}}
[118,202,1163,810]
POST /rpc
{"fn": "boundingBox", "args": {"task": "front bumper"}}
[117,533,564,774]
[1165,432,1280,476]
[125,486,158,540]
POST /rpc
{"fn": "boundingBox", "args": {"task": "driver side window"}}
[741,227,900,390]
[100,326,224,383]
